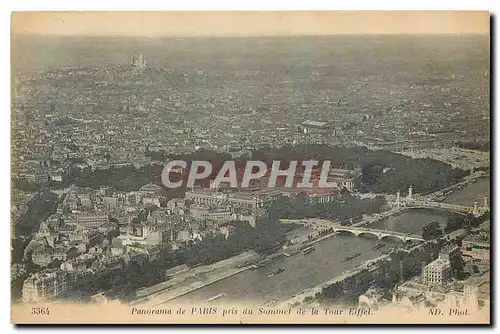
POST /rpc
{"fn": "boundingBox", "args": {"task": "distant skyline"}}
[12,11,489,37]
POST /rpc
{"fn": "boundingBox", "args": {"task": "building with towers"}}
[131,54,148,71]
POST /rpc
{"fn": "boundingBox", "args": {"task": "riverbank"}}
[130,251,260,307]
[138,207,413,307]
[419,171,489,197]
[276,240,432,309]
[276,215,491,309]
[275,253,392,309]
[12,190,64,263]
[130,174,489,307]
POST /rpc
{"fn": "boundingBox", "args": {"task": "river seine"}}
[169,177,490,306]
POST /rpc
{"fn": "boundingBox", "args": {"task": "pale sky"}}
[12,11,490,37]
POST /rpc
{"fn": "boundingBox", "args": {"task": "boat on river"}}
[268,268,285,277]
[205,293,226,302]
[342,252,361,262]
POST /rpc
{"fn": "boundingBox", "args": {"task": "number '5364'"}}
[31,307,50,315]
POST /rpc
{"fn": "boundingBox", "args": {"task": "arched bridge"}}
[393,186,489,217]
[332,226,424,242]
[406,201,488,216]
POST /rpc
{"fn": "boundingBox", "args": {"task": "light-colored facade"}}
[422,257,452,287]
[23,170,50,185]
[75,214,109,229]
[186,188,271,209]
[189,204,234,222]
[328,168,356,192]
[31,251,53,267]
[22,270,68,302]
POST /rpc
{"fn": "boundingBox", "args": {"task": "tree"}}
[422,221,443,240]
[361,163,384,187]
[444,215,463,233]
[463,214,477,231]
[449,252,465,279]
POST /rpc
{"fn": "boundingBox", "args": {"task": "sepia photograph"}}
[10,11,491,324]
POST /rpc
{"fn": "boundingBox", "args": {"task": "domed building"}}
[138,183,163,196]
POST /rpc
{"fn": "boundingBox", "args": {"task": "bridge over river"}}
[405,200,488,216]
[331,226,424,242]
[393,185,489,217]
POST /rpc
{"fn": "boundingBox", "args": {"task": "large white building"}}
[21,168,50,185]
[22,270,68,302]
[131,54,148,70]
[327,168,357,192]
[185,188,280,209]
[75,213,109,229]
[301,120,335,135]
[422,257,452,287]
